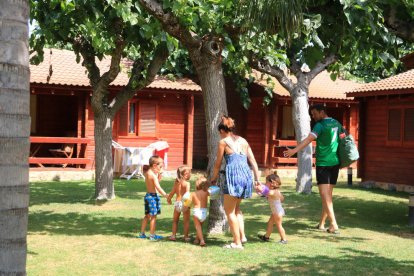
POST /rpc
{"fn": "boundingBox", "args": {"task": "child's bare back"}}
[192,189,208,209]
[174,179,190,202]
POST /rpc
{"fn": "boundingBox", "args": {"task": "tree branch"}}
[384,6,414,43]
[138,0,201,48]
[289,59,301,76]
[109,42,169,117]
[250,58,295,92]
[73,38,101,87]
[307,54,337,82]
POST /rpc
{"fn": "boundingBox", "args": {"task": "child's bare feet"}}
[199,240,206,247]
[168,235,176,241]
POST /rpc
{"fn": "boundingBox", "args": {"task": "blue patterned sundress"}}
[223,136,253,199]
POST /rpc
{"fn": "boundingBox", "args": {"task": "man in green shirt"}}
[284,104,342,234]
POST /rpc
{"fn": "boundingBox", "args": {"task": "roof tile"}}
[30,48,201,91]
[346,69,414,94]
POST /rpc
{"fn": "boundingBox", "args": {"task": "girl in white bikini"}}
[257,172,288,244]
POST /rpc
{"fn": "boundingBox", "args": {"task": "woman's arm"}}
[211,140,226,182]
[246,145,260,183]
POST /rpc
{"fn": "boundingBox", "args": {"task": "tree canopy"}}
[30,0,170,200]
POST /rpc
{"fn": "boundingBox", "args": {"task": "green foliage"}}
[241,0,305,39]
[30,0,169,83]
[242,0,412,83]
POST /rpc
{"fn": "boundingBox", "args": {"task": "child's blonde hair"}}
[195,176,209,191]
[176,165,191,181]
[266,171,281,189]
[143,155,162,173]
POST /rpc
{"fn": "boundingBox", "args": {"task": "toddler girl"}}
[257,172,287,244]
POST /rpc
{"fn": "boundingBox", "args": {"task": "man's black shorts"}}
[316,165,340,185]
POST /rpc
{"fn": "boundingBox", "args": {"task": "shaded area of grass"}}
[230,248,414,275]
[27,178,414,275]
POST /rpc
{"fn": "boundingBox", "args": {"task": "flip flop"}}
[327,228,340,235]
[258,234,270,242]
[199,241,206,247]
[193,239,200,245]
[168,236,177,241]
[315,224,326,231]
[223,243,243,250]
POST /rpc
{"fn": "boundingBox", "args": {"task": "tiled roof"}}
[346,69,414,95]
[30,48,201,91]
[254,70,362,100]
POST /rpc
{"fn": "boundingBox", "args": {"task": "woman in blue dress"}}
[211,116,260,249]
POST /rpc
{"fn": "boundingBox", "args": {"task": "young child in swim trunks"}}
[167,165,191,242]
[137,155,168,241]
[191,176,210,247]
[257,172,287,244]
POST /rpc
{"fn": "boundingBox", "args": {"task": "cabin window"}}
[128,102,136,133]
[387,106,414,146]
[118,101,157,137]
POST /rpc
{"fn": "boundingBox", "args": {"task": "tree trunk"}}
[189,42,228,234]
[291,86,313,194]
[93,111,115,200]
[0,0,30,274]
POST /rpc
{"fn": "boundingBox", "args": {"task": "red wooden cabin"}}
[29,49,201,171]
[193,71,361,169]
[346,60,414,192]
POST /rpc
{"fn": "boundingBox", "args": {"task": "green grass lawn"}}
[27,177,414,275]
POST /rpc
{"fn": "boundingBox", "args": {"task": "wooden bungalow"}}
[30,49,361,177]
[29,49,201,172]
[193,71,361,170]
[346,58,414,192]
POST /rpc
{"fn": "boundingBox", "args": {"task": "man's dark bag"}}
[338,131,359,168]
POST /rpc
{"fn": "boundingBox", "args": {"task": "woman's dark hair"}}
[218,115,235,133]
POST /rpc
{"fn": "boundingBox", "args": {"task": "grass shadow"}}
[227,247,414,275]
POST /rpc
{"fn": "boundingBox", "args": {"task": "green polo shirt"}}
[311,118,343,166]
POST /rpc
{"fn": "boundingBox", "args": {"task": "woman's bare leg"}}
[224,195,242,245]
[235,203,246,241]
